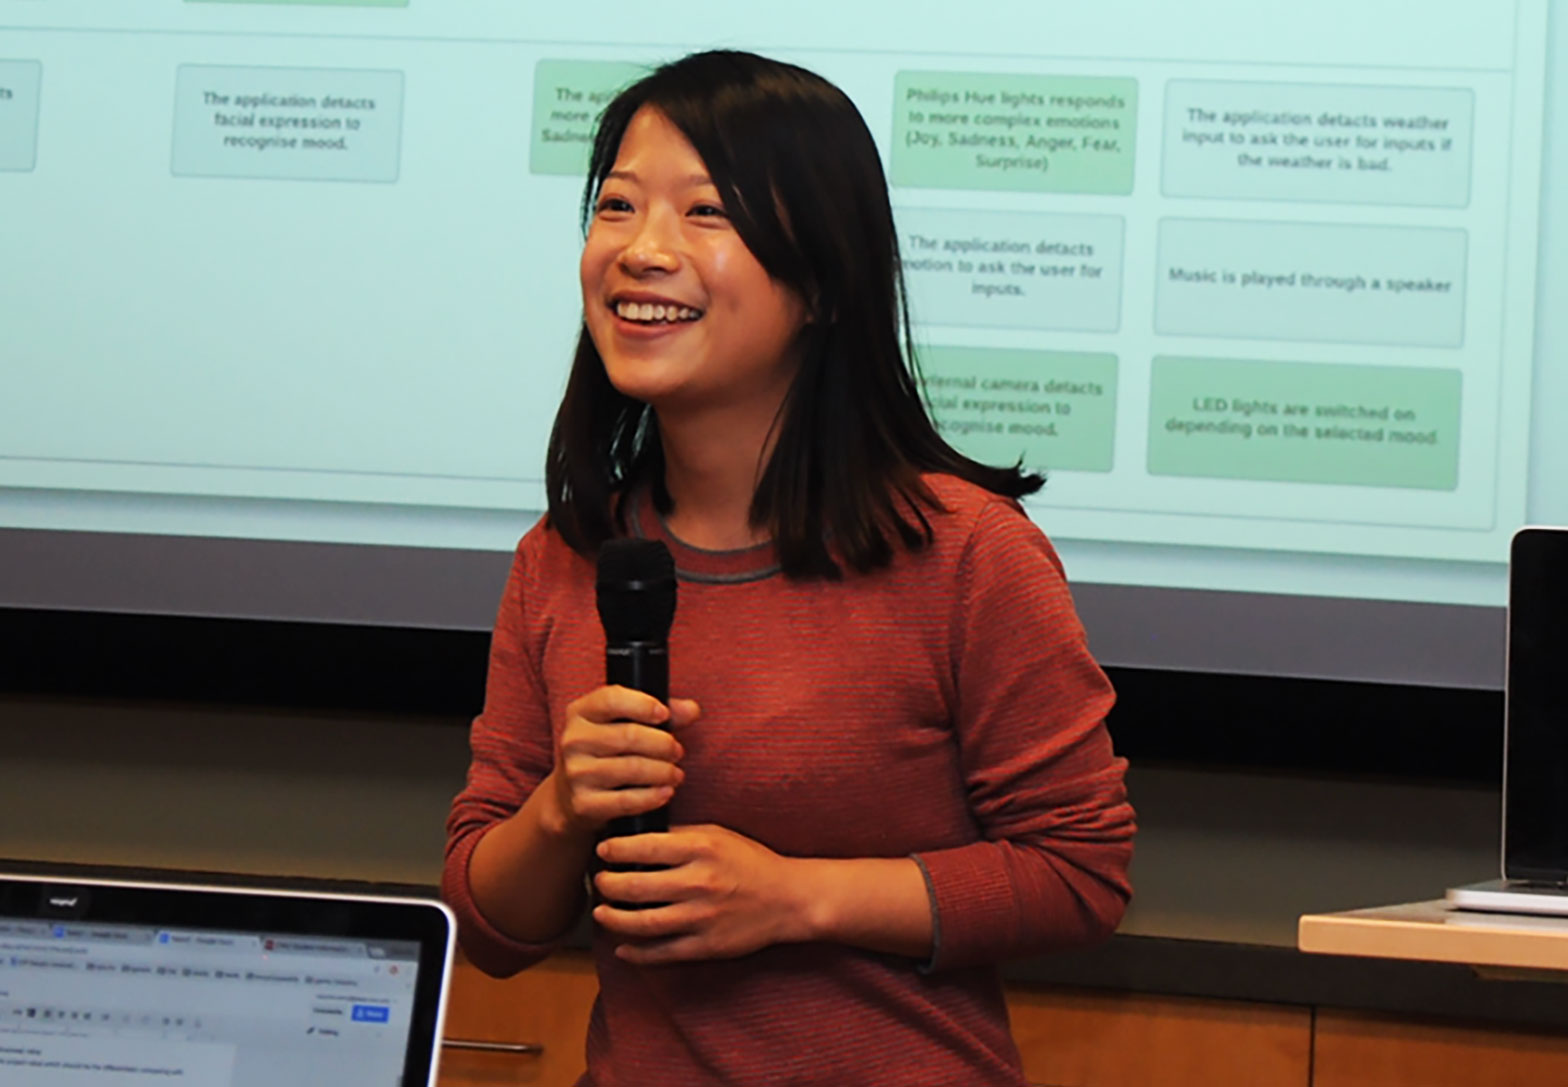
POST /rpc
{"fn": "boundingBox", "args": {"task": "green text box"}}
[921,347,1117,473]
[893,71,1137,195]
[531,59,646,177]
[1148,356,1461,490]
[188,1,410,7]
[170,65,404,183]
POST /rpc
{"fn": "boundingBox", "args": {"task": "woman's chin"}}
[602,365,681,407]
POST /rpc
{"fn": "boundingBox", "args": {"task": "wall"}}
[0,693,1501,946]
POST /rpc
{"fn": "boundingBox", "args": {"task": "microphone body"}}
[604,638,670,837]
[596,538,678,842]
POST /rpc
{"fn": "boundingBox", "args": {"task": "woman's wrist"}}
[789,857,934,959]
[533,770,595,845]
[790,858,837,945]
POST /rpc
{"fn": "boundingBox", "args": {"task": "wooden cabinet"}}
[438,951,597,1087]
[1312,1010,1568,1087]
[436,953,1315,1087]
[1008,986,1311,1087]
[438,953,1568,1087]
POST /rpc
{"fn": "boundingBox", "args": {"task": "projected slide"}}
[0,1,1551,601]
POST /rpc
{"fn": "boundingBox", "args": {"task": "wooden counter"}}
[1299,899,1568,974]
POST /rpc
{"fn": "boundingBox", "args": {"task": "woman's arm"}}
[464,769,598,945]
[911,500,1134,970]
[443,543,693,975]
[443,548,568,975]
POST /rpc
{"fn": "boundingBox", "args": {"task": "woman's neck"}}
[656,407,779,551]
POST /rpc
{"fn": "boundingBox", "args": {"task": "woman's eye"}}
[596,196,633,214]
[690,203,727,218]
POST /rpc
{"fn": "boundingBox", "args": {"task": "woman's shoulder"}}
[918,472,1030,532]
[915,472,1063,574]
[511,513,595,582]
[512,512,555,561]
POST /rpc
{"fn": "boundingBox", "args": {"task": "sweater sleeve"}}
[913,500,1135,972]
[441,540,584,977]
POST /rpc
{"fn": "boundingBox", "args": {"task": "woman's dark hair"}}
[545,49,1043,578]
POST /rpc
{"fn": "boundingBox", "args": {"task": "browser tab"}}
[58,925,156,946]
[364,940,421,962]
[160,930,263,951]
[263,937,367,958]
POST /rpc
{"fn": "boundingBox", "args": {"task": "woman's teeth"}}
[616,301,701,323]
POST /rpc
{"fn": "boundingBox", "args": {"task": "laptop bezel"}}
[1501,525,1568,885]
[0,870,455,1087]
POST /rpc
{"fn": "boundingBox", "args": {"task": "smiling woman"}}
[442,49,1135,1087]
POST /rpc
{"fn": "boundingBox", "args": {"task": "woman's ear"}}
[804,287,831,325]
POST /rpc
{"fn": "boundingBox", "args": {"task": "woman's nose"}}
[620,209,681,274]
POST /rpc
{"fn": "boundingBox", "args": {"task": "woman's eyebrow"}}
[605,169,715,188]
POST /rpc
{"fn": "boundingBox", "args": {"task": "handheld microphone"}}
[596,538,678,840]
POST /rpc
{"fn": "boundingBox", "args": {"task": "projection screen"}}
[1,0,1562,689]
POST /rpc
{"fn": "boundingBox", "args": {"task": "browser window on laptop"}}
[0,873,453,1087]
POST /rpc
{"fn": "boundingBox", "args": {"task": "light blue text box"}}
[172,65,404,183]
[1154,218,1467,348]
[899,207,1123,333]
[1162,80,1474,208]
[0,60,43,172]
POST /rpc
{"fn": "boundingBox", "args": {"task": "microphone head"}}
[596,538,677,642]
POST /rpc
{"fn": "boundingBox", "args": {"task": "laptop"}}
[0,867,454,1086]
[1448,526,1568,916]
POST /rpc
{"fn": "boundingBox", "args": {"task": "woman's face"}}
[580,106,808,421]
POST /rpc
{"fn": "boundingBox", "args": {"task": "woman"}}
[443,49,1134,1087]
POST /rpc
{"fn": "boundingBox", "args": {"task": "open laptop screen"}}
[0,873,453,1087]
[1503,527,1568,884]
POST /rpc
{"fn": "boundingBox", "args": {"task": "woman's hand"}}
[591,825,815,964]
[543,686,700,839]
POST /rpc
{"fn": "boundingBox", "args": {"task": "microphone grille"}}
[596,539,677,642]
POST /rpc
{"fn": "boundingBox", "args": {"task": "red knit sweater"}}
[443,475,1134,1086]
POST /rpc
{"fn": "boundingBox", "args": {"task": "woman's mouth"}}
[613,300,703,325]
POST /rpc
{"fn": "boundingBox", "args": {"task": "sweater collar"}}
[626,488,781,585]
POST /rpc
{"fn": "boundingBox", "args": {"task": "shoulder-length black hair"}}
[545,49,1043,578]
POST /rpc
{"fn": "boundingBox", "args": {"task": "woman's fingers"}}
[592,846,704,905]
[557,746,681,826]
[550,687,697,832]
[594,899,704,937]
[563,687,692,762]
[667,697,702,728]
[564,752,685,792]
[561,720,684,764]
[576,784,677,823]
[596,830,695,868]
[570,685,671,728]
